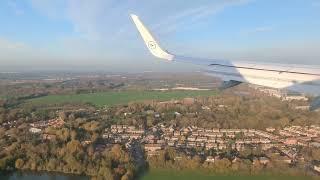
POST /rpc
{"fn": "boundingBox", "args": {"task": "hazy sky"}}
[1,0,320,72]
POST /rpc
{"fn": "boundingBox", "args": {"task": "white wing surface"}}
[130,14,320,109]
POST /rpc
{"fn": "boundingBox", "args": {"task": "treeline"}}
[147,147,318,177]
[115,94,320,130]
[0,79,126,101]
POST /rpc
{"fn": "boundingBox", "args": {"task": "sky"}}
[0,0,320,72]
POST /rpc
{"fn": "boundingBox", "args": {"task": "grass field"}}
[27,90,217,107]
[140,170,316,180]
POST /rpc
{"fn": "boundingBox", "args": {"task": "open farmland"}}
[26,90,217,107]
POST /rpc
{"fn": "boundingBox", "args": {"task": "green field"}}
[27,90,217,107]
[141,170,316,180]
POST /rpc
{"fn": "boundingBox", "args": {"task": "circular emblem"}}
[148,41,157,49]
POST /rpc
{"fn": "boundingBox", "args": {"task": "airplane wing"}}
[130,14,320,110]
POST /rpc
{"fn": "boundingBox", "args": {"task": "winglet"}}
[130,14,174,61]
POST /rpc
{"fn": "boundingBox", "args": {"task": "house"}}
[266,127,276,133]
[187,135,197,142]
[284,138,298,145]
[261,143,275,151]
[218,105,227,108]
[174,156,183,161]
[259,157,270,165]
[235,144,244,151]
[168,141,176,147]
[144,144,163,152]
[207,138,216,143]
[102,133,111,139]
[124,112,132,117]
[226,132,235,138]
[173,131,181,136]
[314,165,320,173]
[30,121,47,128]
[129,134,142,140]
[276,156,292,164]
[216,138,225,144]
[202,106,211,110]
[283,95,308,101]
[29,127,41,133]
[244,132,255,137]
[310,142,320,148]
[295,106,310,110]
[42,134,56,140]
[279,130,294,137]
[187,142,196,148]
[48,118,65,128]
[196,136,208,142]
[145,109,154,114]
[81,140,92,146]
[182,98,195,105]
[232,157,240,163]
[171,136,179,141]
[218,143,227,150]
[206,143,218,150]
[127,129,145,134]
[205,156,215,163]
[212,128,220,132]
[196,142,205,147]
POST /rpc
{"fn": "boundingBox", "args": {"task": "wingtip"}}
[129,13,175,61]
[130,14,138,19]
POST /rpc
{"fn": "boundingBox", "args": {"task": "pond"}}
[0,172,89,180]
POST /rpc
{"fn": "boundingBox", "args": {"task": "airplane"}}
[130,14,320,111]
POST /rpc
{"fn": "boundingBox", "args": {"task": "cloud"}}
[0,37,37,66]
[151,0,253,35]
[54,0,134,41]
[29,0,253,41]
[253,27,273,32]
[66,0,112,40]
[8,0,24,15]
[241,26,274,36]
[312,0,320,7]
[0,37,58,60]
[0,38,27,50]
[30,0,66,19]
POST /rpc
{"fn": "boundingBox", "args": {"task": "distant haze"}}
[0,0,320,72]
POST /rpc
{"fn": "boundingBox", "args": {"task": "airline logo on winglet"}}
[130,14,174,61]
[148,41,157,49]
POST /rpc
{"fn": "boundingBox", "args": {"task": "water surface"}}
[0,172,89,180]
